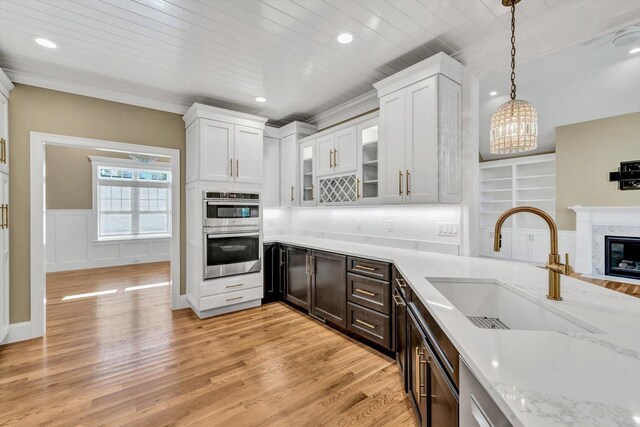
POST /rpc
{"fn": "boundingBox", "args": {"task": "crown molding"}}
[277,121,317,138]
[373,52,465,98]
[4,69,188,114]
[183,103,268,130]
[305,90,378,130]
[0,67,14,98]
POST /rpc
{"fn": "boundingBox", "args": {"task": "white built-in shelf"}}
[363,179,378,184]
[480,153,556,231]
[363,160,378,166]
[304,172,313,176]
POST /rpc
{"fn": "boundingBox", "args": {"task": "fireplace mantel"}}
[571,206,640,278]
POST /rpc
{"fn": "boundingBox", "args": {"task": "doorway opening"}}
[29,132,181,338]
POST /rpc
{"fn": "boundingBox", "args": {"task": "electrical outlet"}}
[356,219,362,231]
[386,220,393,232]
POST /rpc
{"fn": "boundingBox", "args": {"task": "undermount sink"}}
[427,277,599,333]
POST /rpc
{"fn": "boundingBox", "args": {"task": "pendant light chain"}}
[510,2,517,100]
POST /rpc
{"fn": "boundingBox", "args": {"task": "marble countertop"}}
[265,234,640,427]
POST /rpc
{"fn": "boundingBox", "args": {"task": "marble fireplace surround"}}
[571,206,640,281]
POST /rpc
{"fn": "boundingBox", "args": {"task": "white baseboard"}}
[47,254,171,273]
[2,321,40,344]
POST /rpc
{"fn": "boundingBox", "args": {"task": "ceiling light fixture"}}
[629,47,640,54]
[489,0,538,155]
[33,37,57,49]
[489,91,498,96]
[612,25,640,47]
[336,32,354,44]
[255,96,266,103]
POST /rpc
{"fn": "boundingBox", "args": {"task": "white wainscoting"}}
[46,209,170,272]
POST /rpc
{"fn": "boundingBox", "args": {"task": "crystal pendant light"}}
[490,0,538,155]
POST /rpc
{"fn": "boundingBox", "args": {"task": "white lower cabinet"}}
[481,227,575,266]
[0,172,9,342]
[512,231,551,264]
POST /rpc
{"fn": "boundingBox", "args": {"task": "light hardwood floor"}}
[0,262,414,426]
[571,273,640,298]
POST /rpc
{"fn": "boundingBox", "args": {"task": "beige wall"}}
[45,146,168,210]
[556,112,640,230]
[9,84,186,323]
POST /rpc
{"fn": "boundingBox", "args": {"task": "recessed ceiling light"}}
[336,32,354,44]
[255,96,266,103]
[489,91,498,96]
[629,47,640,54]
[33,37,57,49]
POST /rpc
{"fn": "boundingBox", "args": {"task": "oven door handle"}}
[206,201,260,206]
[206,232,260,239]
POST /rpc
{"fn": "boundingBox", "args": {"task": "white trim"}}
[6,69,186,114]
[2,322,34,344]
[480,152,556,168]
[305,91,379,131]
[29,132,182,343]
[88,155,171,170]
[277,121,318,138]
[0,67,14,99]
[373,52,465,98]
[182,103,268,129]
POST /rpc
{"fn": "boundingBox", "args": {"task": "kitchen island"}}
[265,233,640,427]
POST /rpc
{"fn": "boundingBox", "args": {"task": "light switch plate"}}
[437,222,459,237]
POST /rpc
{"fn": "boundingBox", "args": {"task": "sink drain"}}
[467,316,510,330]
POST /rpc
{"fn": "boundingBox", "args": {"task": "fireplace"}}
[605,236,640,280]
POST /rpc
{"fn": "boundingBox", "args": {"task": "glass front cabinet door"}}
[300,139,316,206]
[357,116,379,204]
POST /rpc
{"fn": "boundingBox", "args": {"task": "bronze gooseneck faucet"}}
[493,206,573,301]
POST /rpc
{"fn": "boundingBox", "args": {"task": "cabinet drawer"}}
[199,287,263,311]
[347,257,390,281]
[200,273,262,297]
[347,302,390,348]
[347,273,390,315]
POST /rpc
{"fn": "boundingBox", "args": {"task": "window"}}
[92,158,171,240]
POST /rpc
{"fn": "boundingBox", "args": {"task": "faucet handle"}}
[564,253,573,275]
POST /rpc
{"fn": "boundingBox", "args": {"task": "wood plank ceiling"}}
[0,0,603,124]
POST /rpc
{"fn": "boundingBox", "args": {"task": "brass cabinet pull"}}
[355,318,376,329]
[311,185,315,201]
[406,170,410,195]
[236,159,239,177]
[395,277,406,288]
[329,149,333,168]
[392,294,405,306]
[226,296,244,302]
[290,185,294,202]
[279,248,285,267]
[333,149,338,168]
[225,283,244,288]
[355,288,376,297]
[229,159,233,177]
[310,255,314,275]
[416,347,428,401]
[0,138,5,164]
[354,264,375,272]
[3,204,7,229]
[399,170,403,195]
[0,205,5,229]
[356,178,360,199]
[305,254,310,275]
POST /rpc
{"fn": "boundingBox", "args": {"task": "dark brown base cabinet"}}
[268,244,460,427]
[262,243,283,304]
[310,251,347,327]
[283,246,311,310]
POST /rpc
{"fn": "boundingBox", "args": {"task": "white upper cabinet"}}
[316,126,358,177]
[262,135,280,208]
[280,134,297,207]
[374,53,464,205]
[333,126,357,174]
[199,120,234,182]
[316,133,335,177]
[379,91,406,204]
[299,139,316,206]
[183,103,267,185]
[277,121,318,207]
[0,68,12,176]
[233,125,263,184]
[356,115,380,204]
